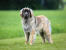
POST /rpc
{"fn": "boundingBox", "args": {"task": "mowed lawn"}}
[0,33,66,50]
[0,6,66,50]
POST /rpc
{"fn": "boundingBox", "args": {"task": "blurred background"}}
[0,0,66,39]
[0,0,65,10]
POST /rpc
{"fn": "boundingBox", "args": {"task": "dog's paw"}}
[51,40,53,44]
[25,41,28,45]
[49,40,53,44]
[30,42,33,45]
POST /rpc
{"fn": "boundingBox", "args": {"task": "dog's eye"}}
[25,10,30,12]
[26,11,29,13]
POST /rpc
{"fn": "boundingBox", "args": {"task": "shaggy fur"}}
[20,8,53,45]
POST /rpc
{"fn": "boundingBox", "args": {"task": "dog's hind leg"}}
[40,29,45,43]
[25,32,30,44]
[45,32,53,44]
[45,25,53,44]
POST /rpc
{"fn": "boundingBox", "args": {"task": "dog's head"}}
[20,8,33,19]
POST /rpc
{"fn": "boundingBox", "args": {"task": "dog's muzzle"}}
[24,12,29,19]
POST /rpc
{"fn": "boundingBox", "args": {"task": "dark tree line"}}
[0,0,64,10]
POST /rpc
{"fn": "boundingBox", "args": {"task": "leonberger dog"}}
[20,8,53,45]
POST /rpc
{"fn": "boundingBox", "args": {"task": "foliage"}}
[0,0,64,10]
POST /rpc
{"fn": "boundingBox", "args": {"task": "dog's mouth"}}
[24,16,28,19]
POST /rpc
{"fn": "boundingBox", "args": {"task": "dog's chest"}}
[23,21,32,32]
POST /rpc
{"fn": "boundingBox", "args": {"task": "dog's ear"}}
[20,9,22,17]
[20,9,24,17]
[30,9,33,17]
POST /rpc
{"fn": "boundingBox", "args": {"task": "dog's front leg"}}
[30,29,35,45]
[25,32,30,44]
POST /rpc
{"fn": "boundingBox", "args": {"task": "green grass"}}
[0,11,24,39]
[0,33,66,50]
[0,6,66,39]
[0,4,66,50]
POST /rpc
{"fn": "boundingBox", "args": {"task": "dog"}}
[20,8,53,45]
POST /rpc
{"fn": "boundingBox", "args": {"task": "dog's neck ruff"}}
[22,16,35,32]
